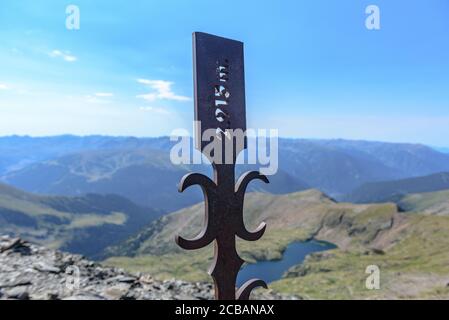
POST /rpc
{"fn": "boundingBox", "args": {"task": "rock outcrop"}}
[0,235,296,300]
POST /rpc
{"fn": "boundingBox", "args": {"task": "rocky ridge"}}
[0,235,296,300]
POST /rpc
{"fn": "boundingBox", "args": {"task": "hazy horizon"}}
[0,133,448,149]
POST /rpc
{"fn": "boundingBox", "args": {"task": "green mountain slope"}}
[345,172,449,203]
[104,190,449,299]
[0,182,162,259]
[397,189,449,215]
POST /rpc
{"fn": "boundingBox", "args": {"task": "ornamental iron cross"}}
[175,32,269,300]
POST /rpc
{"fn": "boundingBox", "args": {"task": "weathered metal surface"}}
[176,32,268,300]
[192,32,247,162]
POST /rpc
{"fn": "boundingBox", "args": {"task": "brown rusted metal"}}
[175,32,268,300]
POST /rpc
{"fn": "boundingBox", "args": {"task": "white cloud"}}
[49,50,77,62]
[95,92,114,97]
[137,79,190,102]
[0,84,9,90]
[83,93,114,104]
[139,106,171,115]
[85,95,111,104]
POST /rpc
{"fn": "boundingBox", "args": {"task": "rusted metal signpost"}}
[175,32,269,300]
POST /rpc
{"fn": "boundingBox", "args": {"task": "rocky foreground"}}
[0,235,297,300]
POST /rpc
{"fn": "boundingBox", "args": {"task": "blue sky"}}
[0,0,448,146]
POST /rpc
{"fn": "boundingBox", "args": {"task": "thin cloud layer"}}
[49,50,77,62]
[83,92,114,104]
[139,106,171,115]
[95,92,114,97]
[137,79,190,102]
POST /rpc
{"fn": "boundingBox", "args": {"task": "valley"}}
[104,189,449,299]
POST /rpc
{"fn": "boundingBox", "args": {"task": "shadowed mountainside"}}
[345,172,449,203]
[396,189,449,215]
[0,182,162,259]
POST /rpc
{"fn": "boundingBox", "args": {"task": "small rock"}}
[81,261,95,268]
[121,290,139,300]
[102,283,131,300]
[5,286,29,300]
[34,262,61,274]
[0,238,21,253]
[62,294,106,300]
[47,292,59,300]
[106,275,136,284]
[139,274,154,284]
[0,278,32,288]
[174,294,193,300]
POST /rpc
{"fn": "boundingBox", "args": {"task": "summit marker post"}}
[175,32,269,300]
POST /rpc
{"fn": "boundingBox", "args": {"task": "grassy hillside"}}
[104,189,449,299]
[272,213,449,299]
[397,189,449,215]
[345,172,449,203]
[0,182,162,258]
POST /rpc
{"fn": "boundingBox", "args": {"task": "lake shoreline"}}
[237,239,337,286]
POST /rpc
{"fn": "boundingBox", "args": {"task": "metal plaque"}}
[193,32,247,160]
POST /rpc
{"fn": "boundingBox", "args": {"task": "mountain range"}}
[2,135,449,212]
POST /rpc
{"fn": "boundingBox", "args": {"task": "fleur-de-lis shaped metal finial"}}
[175,32,269,300]
[176,163,269,300]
